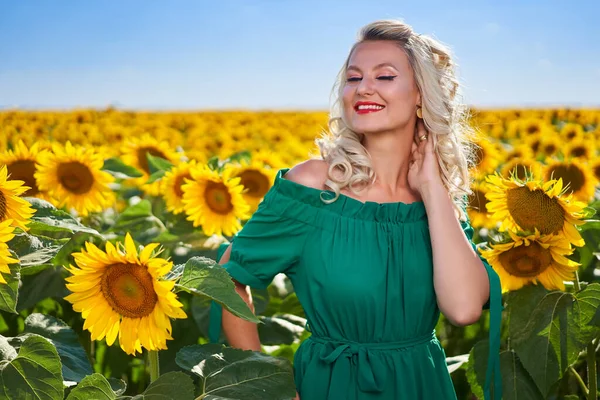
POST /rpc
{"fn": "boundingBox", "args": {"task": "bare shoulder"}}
[283,159,329,190]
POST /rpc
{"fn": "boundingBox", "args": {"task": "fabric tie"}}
[308,330,437,394]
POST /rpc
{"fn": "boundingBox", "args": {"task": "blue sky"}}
[1,0,598,110]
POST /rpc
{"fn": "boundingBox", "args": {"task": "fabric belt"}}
[307,330,437,394]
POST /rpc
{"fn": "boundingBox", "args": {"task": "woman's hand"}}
[294,392,300,399]
[408,119,444,194]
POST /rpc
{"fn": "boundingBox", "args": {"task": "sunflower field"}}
[0,107,599,399]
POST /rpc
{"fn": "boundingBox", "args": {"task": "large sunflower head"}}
[480,230,580,293]
[161,159,197,215]
[65,233,186,355]
[543,158,597,203]
[229,160,276,212]
[0,140,52,200]
[120,134,182,196]
[34,142,116,216]
[181,165,250,237]
[485,173,587,246]
[0,219,18,284]
[0,165,35,231]
[560,123,585,142]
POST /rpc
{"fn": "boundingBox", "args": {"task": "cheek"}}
[342,86,354,108]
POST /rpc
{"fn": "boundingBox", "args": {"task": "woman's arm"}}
[219,244,262,351]
[421,183,490,327]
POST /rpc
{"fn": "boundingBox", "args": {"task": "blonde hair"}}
[316,19,476,220]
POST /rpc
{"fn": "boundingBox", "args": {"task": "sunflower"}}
[229,160,276,212]
[251,149,286,170]
[539,134,562,158]
[120,134,182,196]
[560,123,585,142]
[485,173,587,246]
[0,219,18,284]
[0,165,35,231]
[591,158,600,182]
[161,160,197,215]
[543,158,597,203]
[64,233,186,355]
[480,230,579,293]
[182,165,250,236]
[467,182,496,230]
[469,138,502,176]
[0,140,52,200]
[35,142,116,216]
[563,138,595,160]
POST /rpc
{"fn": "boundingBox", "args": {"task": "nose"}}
[356,77,375,97]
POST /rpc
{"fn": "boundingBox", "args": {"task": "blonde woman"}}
[211,19,503,400]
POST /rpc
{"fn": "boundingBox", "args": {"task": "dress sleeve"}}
[461,215,504,400]
[222,198,310,289]
[208,190,312,343]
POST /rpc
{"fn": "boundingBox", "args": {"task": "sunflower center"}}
[238,169,270,198]
[137,147,168,174]
[543,143,557,155]
[506,187,565,234]
[468,189,488,212]
[593,164,600,181]
[570,146,587,158]
[101,263,158,318]
[204,181,234,215]
[7,160,39,196]
[498,242,552,277]
[548,165,585,194]
[57,162,94,194]
[0,191,7,221]
[174,173,192,198]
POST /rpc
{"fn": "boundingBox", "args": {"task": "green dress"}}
[210,168,503,400]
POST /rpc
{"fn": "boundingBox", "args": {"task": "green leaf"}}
[0,260,20,313]
[509,284,600,398]
[17,266,67,311]
[52,231,105,268]
[102,157,144,178]
[175,257,259,323]
[498,350,544,400]
[0,335,64,400]
[25,197,101,238]
[7,231,64,271]
[258,315,305,346]
[66,373,116,400]
[176,344,296,400]
[146,170,166,184]
[111,200,166,243]
[130,372,194,400]
[466,340,487,400]
[23,313,93,384]
[445,354,469,374]
[146,153,174,174]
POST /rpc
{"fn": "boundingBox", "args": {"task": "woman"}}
[210,19,503,400]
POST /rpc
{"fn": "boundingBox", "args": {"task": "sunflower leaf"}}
[176,344,296,400]
[257,314,305,346]
[175,257,260,323]
[146,153,174,174]
[23,313,94,384]
[0,259,20,314]
[66,373,116,400]
[509,285,600,398]
[146,170,166,184]
[24,197,102,239]
[102,157,144,178]
[130,371,194,400]
[0,334,64,400]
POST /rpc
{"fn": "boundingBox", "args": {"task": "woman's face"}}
[342,40,421,136]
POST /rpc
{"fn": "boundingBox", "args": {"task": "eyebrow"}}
[346,62,399,72]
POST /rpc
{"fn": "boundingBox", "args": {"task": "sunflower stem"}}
[570,366,589,396]
[588,339,597,400]
[574,271,581,292]
[148,350,160,383]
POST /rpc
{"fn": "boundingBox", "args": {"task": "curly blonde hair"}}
[316,19,476,220]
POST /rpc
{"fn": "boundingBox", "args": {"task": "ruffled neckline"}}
[269,168,427,223]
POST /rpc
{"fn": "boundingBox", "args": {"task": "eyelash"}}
[346,76,397,82]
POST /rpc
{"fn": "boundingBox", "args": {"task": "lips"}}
[354,101,385,114]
